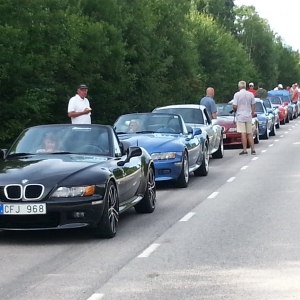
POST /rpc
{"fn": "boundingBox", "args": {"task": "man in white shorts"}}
[232,81,256,155]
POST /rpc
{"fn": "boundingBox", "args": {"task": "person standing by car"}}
[232,81,256,155]
[255,82,268,99]
[200,87,217,119]
[68,84,92,124]
[291,83,299,104]
[247,82,256,96]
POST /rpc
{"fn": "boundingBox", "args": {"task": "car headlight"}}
[227,127,237,132]
[51,185,95,198]
[151,152,177,160]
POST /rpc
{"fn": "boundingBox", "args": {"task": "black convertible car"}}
[0,124,156,238]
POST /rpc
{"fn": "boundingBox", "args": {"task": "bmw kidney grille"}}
[4,184,45,201]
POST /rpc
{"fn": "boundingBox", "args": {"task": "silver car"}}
[153,104,224,159]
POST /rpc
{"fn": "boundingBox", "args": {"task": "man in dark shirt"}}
[255,83,268,99]
[200,87,217,119]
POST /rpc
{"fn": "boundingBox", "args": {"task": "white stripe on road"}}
[179,212,196,222]
[261,150,267,153]
[252,157,258,161]
[274,139,279,142]
[227,177,236,182]
[285,132,288,133]
[289,129,292,131]
[269,144,274,147]
[87,294,105,300]
[138,243,160,258]
[280,135,284,137]
[241,166,248,170]
[208,192,219,199]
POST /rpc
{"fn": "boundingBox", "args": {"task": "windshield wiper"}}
[49,151,74,155]
[136,131,155,134]
[116,131,127,134]
[6,152,34,158]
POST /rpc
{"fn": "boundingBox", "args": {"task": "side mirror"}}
[0,149,7,160]
[192,128,202,136]
[117,146,142,166]
[186,126,193,134]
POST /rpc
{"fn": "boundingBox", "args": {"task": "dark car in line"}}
[0,124,156,238]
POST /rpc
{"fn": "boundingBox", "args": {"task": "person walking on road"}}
[232,81,256,155]
[200,87,217,119]
[68,84,92,124]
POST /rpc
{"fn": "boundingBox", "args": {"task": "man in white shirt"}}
[68,84,92,124]
[232,81,256,155]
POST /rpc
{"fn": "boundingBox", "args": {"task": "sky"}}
[235,0,300,51]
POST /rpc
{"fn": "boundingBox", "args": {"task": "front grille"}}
[5,185,22,200]
[0,213,60,229]
[2,184,44,201]
[24,185,44,200]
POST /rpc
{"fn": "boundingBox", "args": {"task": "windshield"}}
[263,99,272,109]
[255,102,265,113]
[268,97,282,105]
[114,113,186,134]
[216,104,233,116]
[7,125,112,157]
[154,107,204,125]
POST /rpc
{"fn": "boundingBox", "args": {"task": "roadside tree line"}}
[0,0,299,146]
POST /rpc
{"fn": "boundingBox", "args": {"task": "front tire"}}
[270,123,276,136]
[93,181,119,239]
[194,143,209,176]
[135,167,156,213]
[212,138,224,159]
[176,151,189,188]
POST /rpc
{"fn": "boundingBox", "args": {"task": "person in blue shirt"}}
[200,87,217,119]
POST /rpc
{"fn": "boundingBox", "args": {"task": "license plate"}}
[0,203,46,215]
[223,134,226,139]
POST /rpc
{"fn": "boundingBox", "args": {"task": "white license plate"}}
[0,203,46,215]
[223,134,226,139]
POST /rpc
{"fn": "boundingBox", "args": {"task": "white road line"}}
[179,212,196,222]
[280,135,284,137]
[227,177,236,182]
[241,166,248,170]
[252,157,258,161]
[292,126,295,128]
[87,294,105,300]
[269,144,274,147]
[261,150,267,153]
[138,243,160,258]
[293,142,300,145]
[274,139,279,142]
[285,132,288,133]
[289,129,292,131]
[208,192,219,199]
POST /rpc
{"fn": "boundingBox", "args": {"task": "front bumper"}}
[0,197,105,230]
[154,158,183,181]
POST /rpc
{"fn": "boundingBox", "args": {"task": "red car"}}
[216,103,259,146]
[267,96,288,125]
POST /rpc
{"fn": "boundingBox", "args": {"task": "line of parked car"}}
[0,90,297,238]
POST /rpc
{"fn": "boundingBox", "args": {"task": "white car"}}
[153,104,224,159]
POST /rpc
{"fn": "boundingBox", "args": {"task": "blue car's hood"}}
[119,133,185,153]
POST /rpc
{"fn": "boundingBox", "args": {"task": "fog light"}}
[72,212,85,218]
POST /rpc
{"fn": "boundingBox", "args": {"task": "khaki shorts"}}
[236,121,252,134]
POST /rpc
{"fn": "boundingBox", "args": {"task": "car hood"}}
[118,133,184,153]
[0,154,110,185]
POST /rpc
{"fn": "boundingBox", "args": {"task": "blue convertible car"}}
[114,113,208,188]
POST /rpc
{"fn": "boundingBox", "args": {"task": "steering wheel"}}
[77,144,107,153]
[156,127,176,133]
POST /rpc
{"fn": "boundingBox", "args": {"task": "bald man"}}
[200,87,217,119]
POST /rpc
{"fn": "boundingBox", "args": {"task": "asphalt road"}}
[1,121,300,300]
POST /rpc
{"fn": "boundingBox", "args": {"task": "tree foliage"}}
[0,0,299,146]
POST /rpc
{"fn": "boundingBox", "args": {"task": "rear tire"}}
[270,124,276,136]
[135,167,156,213]
[93,181,119,239]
